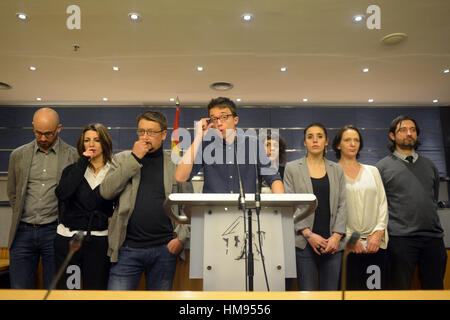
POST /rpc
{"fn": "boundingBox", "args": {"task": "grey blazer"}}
[100,150,193,263]
[6,139,78,248]
[283,157,347,251]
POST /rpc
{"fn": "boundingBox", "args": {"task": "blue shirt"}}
[190,130,281,193]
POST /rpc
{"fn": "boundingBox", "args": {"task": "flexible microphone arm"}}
[43,231,84,300]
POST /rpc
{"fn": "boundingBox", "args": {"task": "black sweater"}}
[55,156,114,233]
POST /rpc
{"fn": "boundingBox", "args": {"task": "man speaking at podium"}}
[175,97,283,194]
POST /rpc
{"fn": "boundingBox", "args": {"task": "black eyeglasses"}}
[137,129,165,137]
[34,129,57,138]
[209,114,234,123]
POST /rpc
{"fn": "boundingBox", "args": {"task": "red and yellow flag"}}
[171,97,181,156]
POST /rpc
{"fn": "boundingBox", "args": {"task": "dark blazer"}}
[6,138,78,247]
[283,157,347,251]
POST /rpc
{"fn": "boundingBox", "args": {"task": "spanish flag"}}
[171,97,181,156]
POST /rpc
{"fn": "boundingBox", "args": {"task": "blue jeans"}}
[295,245,343,291]
[9,222,57,289]
[108,245,177,291]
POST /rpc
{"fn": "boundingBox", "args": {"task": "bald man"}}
[7,107,78,289]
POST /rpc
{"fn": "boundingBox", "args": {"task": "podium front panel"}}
[203,208,285,291]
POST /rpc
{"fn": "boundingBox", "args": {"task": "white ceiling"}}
[0,0,449,107]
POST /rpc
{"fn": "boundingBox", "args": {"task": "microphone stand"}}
[234,138,250,291]
[340,232,360,301]
[254,163,270,291]
[43,232,84,300]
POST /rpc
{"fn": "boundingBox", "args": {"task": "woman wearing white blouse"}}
[332,125,388,290]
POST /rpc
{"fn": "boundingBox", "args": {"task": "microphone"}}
[340,232,360,300]
[43,231,84,300]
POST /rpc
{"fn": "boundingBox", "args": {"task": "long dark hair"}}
[77,123,113,166]
[304,122,328,157]
[388,115,421,152]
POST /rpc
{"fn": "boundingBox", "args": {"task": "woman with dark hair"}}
[54,123,115,290]
[332,125,388,290]
[283,123,347,291]
[260,130,287,193]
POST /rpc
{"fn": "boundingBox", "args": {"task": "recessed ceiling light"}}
[236,98,241,102]
[169,98,175,102]
[102,97,108,101]
[362,67,370,73]
[197,66,204,71]
[112,66,120,71]
[241,13,253,22]
[302,98,308,102]
[352,15,364,23]
[433,99,438,103]
[443,69,449,74]
[17,13,27,20]
[36,97,42,101]
[280,67,287,72]
[128,13,140,21]
[29,66,37,71]
[368,98,374,103]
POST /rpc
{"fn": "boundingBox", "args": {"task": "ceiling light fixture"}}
[302,98,308,102]
[210,82,233,91]
[29,66,37,71]
[280,67,287,72]
[36,97,42,101]
[352,15,364,23]
[17,13,27,20]
[368,98,374,103]
[112,66,120,71]
[241,13,253,22]
[443,69,449,74]
[236,98,241,102]
[102,97,108,101]
[129,13,140,21]
[433,99,438,103]
[362,67,370,73]
[169,98,175,102]
[197,66,204,71]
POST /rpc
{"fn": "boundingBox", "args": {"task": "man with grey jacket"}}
[7,107,78,289]
[101,110,192,290]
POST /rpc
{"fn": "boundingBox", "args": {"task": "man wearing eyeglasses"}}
[376,115,447,290]
[7,107,78,289]
[100,110,193,290]
[175,97,284,194]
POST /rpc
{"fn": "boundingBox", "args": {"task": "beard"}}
[396,137,417,150]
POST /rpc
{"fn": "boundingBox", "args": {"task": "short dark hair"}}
[388,115,421,152]
[332,125,364,159]
[77,123,113,165]
[207,97,237,116]
[137,110,168,131]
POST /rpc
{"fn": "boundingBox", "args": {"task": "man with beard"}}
[7,107,78,288]
[376,115,447,289]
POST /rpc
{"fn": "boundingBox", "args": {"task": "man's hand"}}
[132,140,150,159]
[167,237,183,255]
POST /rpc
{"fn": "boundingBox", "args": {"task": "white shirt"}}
[344,164,389,249]
[57,163,111,237]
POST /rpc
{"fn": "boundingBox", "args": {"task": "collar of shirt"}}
[84,162,111,190]
[393,150,418,163]
[33,138,60,154]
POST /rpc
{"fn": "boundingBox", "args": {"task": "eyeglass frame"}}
[209,113,236,123]
[136,128,166,137]
[34,128,58,138]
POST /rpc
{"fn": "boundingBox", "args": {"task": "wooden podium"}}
[164,193,316,291]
